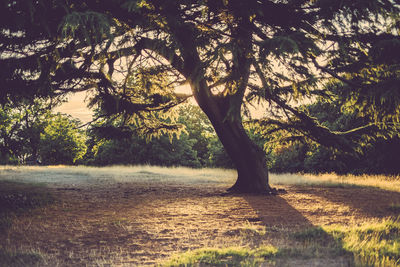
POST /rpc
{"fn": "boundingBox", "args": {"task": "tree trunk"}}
[211,115,273,193]
[194,88,273,194]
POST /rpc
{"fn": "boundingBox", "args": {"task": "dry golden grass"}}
[271,172,400,192]
[303,173,400,192]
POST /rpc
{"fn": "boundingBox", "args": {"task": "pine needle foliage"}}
[1,0,399,190]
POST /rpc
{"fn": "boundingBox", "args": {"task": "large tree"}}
[39,113,87,165]
[1,0,399,193]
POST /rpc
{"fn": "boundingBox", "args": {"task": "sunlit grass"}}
[0,165,237,185]
[302,173,400,192]
[1,165,400,193]
[270,173,400,192]
[328,217,400,266]
[162,246,278,267]
[163,215,400,266]
[1,166,400,265]
[291,217,400,266]
[165,217,399,266]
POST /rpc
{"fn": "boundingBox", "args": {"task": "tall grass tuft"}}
[293,217,400,266]
[162,246,278,266]
[333,217,400,266]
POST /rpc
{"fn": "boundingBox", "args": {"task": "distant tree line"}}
[84,103,235,168]
[0,100,86,165]
[1,100,399,175]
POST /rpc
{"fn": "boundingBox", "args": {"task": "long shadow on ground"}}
[301,185,400,218]
[242,193,355,266]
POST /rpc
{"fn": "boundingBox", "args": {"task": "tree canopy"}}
[1,0,399,193]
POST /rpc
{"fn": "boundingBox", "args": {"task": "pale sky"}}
[53,85,194,124]
[54,91,93,123]
[55,84,267,124]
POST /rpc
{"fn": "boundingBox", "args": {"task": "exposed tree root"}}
[224,185,287,196]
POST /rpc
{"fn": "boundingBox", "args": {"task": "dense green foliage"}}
[84,101,399,174]
[0,100,53,164]
[261,82,400,175]
[39,114,87,165]
[0,100,86,165]
[85,104,231,168]
[89,135,200,167]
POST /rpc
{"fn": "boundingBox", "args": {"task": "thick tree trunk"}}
[194,88,273,194]
[211,115,273,194]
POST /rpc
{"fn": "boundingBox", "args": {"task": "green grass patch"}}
[330,218,400,266]
[290,227,349,259]
[291,217,400,266]
[163,246,278,266]
[0,248,43,267]
[171,218,400,267]
[291,226,330,243]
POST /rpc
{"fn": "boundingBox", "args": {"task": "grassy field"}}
[0,166,399,266]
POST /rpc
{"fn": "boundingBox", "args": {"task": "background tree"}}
[264,83,400,175]
[0,103,23,164]
[39,114,87,165]
[1,0,399,193]
[89,135,200,167]
[177,104,215,166]
[86,104,212,167]
[0,100,53,164]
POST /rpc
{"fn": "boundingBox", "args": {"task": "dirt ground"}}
[3,181,400,266]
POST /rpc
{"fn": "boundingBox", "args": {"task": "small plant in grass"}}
[162,246,278,266]
[290,227,348,258]
[0,248,43,267]
[389,203,400,213]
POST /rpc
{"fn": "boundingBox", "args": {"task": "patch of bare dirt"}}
[2,182,400,266]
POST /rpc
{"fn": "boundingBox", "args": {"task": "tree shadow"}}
[301,185,400,218]
[241,194,313,228]
[240,194,355,265]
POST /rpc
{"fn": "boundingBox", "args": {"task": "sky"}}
[55,84,267,124]
[53,84,195,124]
[54,91,93,123]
